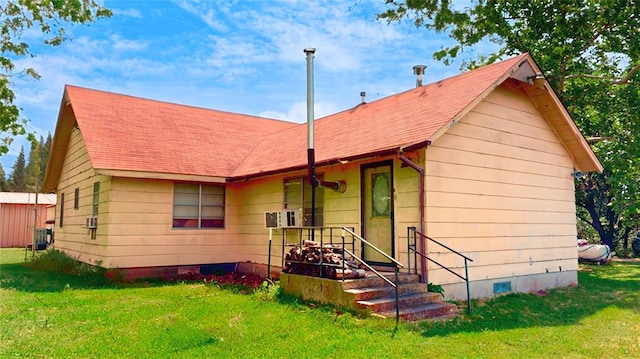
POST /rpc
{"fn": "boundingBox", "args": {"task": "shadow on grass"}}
[0,261,167,292]
[1,249,171,292]
[415,261,640,337]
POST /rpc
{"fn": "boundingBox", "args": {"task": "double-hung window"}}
[173,183,225,228]
[284,176,324,226]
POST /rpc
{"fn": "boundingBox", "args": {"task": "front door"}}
[361,161,394,265]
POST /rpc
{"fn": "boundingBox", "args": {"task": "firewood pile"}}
[283,240,365,279]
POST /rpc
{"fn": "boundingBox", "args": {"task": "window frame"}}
[283,175,324,226]
[172,183,225,229]
[73,188,79,210]
[59,192,64,228]
[92,182,100,217]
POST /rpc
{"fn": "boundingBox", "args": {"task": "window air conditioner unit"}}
[86,216,98,229]
[265,211,280,229]
[264,210,300,229]
[280,209,299,228]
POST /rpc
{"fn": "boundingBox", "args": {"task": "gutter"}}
[227,147,402,183]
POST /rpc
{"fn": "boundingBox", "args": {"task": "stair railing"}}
[407,226,474,314]
[342,227,405,323]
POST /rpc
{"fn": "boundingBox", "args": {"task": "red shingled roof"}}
[65,86,296,178]
[231,53,527,177]
[46,52,599,188]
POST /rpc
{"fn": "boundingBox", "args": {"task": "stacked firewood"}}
[283,240,365,279]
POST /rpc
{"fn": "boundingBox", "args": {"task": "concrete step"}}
[341,272,420,290]
[376,302,459,322]
[343,282,429,301]
[356,292,443,313]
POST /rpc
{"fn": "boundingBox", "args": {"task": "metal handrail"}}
[342,248,395,288]
[341,227,403,322]
[276,226,404,322]
[342,227,405,268]
[407,227,474,314]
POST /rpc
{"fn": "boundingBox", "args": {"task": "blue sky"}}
[3,0,494,171]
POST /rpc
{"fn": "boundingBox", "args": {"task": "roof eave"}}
[42,88,75,193]
[228,146,407,182]
[94,168,227,184]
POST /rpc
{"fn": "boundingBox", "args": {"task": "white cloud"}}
[2,0,487,171]
[111,35,149,52]
[173,0,229,31]
[111,8,143,18]
[259,101,341,124]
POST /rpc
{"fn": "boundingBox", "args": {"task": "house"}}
[42,53,602,299]
[0,192,56,248]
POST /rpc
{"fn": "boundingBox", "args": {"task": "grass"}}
[1,248,639,358]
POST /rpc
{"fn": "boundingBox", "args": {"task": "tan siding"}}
[394,155,422,265]
[425,85,578,286]
[103,177,235,268]
[55,128,109,264]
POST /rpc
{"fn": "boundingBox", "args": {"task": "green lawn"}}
[1,248,639,358]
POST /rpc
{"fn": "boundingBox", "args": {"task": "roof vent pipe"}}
[360,91,366,104]
[413,65,427,87]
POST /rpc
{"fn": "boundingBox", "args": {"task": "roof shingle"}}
[65,86,297,178]
[46,53,600,186]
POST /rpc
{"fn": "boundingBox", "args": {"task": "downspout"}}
[398,152,427,284]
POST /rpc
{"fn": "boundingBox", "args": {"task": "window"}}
[91,182,100,239]
[173,183,225,228]
[74,188,79,209]
[59,193,64,228]
[92,182,100,216]
[284,176,324,226]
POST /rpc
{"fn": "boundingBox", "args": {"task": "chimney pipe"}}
[360,91,366,104]
[304,48,316,150]
[413,65,426,87]
[304,47,317,229]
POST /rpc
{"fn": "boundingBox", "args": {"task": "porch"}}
[267,226,472,321]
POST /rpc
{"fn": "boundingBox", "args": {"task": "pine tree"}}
[26,140,40,191]
[0,163,7,191]
[38,133,52,184]
[10,146,26,192]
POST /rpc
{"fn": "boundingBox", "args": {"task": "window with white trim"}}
[173,183,225,228]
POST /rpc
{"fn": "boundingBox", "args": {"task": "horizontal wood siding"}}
[55,127,109,264]
[394,155,422,266]
[229,162,365,266]
[425,85,578,286]
[104,177,234,268]
[229,156,420,267]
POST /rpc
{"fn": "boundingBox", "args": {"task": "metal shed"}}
[0,192,56,248]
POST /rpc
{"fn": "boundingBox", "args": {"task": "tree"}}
[10,145,26,191]
[38,132,51,182]
[379,0,640,249]
[25,138,39,191]
[0,0,111,155]
[0,163,7,191]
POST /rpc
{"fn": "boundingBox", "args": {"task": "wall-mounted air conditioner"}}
[265,211,280,228]
[86,216,98,229]
[280,209,299,228]
[264,210,300,229]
